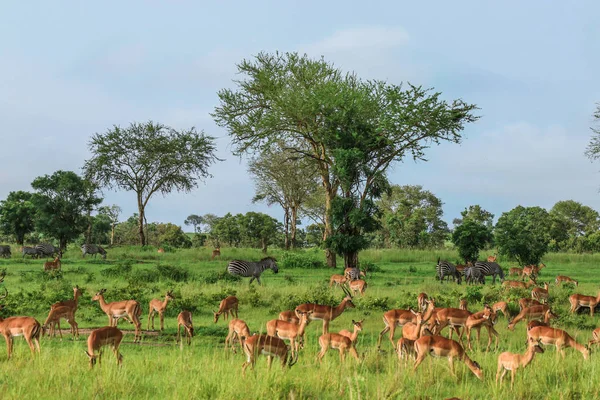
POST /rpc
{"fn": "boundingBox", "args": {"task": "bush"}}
[464,286,483,303]
[128,268,160,284]
[203,270,241,284]
[358,296,390,311]
[101,261,133,278]
[156,264,190,282]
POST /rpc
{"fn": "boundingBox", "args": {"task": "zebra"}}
[36,243,62,259]
[435,258,461,284]
[227,257,278,285]
[81,244,107,259]
[0,245,11,259]
[472,261,505,284]
[22,246,40,259]
[344,267,361,281]
[464,266,484,285]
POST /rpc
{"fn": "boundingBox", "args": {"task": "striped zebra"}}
[22,246,40,259]
[227,257,278,285]
[36,243,62,259]
[472,261,505,284]
[81,244,107,259]
[0,245,11,259]
[344,267,361,281]
[435,258,461,284]
[464,266,484,285]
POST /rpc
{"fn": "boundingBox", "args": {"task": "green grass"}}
[0,246,598,399]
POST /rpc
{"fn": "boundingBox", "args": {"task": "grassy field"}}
[0,246,598,399]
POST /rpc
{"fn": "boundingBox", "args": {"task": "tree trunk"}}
[324,189,336,268]
[59,237,67,252]
[344,251,359,269]
[110,223,115,246]
[290,206,298,249]
[137,199,146,246]
[85,210,92,245]
[261,238,267,254]
[284,207,290,250]
[16,234,24,246]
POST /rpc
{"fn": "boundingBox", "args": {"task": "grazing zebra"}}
[344,267,361,281]
[435,258,461,284]
[0,245,11,259]
[227,257,278,285]
[22,246,40,259]
[36,243,62,259]
[81,244,107,259]
[464,266,484,285]
[472,261,505,284]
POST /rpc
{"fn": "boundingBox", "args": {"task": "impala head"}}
[166,290,175,301]
[471,360,483,380]
[261,257,278,273]
[85,351,98,367]
[212,310,221,323]
[92,288,107,301]
[546,309,558,320]
[344,297,356,309]
[352,319,364,332]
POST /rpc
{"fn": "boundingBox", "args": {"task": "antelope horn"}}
[0,287,8,300]
[341,284,353,298]
[0,270,5,283]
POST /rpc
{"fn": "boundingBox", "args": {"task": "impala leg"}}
[267,355,273,370]
[511,369,516,390]
[339,348,345,363]
[349,347,360,361]
[6,336,13,360]
[57,320,63,340]
[388,325,396,348]
[160,312,164,331]
[496,363,502,385]
[413,354,426,371]
[448,356,456,377]
[323,320,330,335]
[177,323,181,344]
[500,368,507,384]
[377,325,390,349]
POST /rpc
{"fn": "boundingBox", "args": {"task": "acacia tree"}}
[452,220,492,263]
[495,206,551,265]
[98,205,121,246]
[0,191,36,245]
[84,121,219,246]
[213,52,477,267]
[31,170,102,249]
[453,205,495,229]
[184,214,204,233]
[248,142,319,249]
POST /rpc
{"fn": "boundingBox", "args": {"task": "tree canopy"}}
[495,206,551,265]
[453,205,494,229]
[84,121,219,246]
[452,220,493,263]
[0,191,36,245]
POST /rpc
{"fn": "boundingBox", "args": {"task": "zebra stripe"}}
[0,245,11,259]
[227,257,278,285]
[81,244,107,259]
[346,268,361,281]
[435,258,461,284]
[22,246,40,259]
[472,261,505,284]
[464,266,484,285]
[36,243,62,259]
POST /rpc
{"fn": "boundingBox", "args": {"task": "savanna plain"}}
[0,247,598,400]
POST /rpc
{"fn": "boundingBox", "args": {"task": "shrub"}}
[464,286,483,303]
[203,271,241,284]
[156,264,190,282]
[101,261,133,278]
[358,296,390,311]
[128,268,160,284]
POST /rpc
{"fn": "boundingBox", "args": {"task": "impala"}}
[295,290,355,334]
[377,299,435,349]
[518,298,542,311]
[491,301,510,321]
[43,257,61,271]
[177,311,194,345]
[465,307,498,351]
[413,335,483,380]
[522,265,537,280]
[51,285,83,311]
[587,327,600,347]
[266,311,312,357]
[225,318,250,352]
[496,338,544,389]
[569,292,600,316]
[531,282,549,303]
[509,267,523,277]
[432,307,473,340]
[329,274,347,288]
[396,327,433,360]
[241,334,297,375]
[527,326,589,359]
[213,296,239,323]
[0,288,42,359]
[317,320,363,363]
[147,290,175,331]
[92,289,142,343]
[502,278,537,290]
[487,253,497,263]
[338,319,365,344]
[84,326,123,368]
[459,299,468,311]
[343,267,365,280]
[555,275,578,287]
[348,279,367,296]
[527,309,558,330]
[43,305,79,339]
[278,310,299,324]
[418,293,429,312]
[211,247,221,260]
[508,305,551,330]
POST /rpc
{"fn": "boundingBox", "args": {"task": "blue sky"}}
[1,1,599,228]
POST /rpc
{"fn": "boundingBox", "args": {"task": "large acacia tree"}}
[213,52,478,267]
[84,121,219,246]
[0,191,36,245]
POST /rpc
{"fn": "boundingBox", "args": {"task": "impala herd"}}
[0,254,598,392]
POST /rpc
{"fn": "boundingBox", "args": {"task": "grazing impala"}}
[295,289,355,334]
[418,293,430,312]
[211,247,221,260]
[317,320,363,363]
[241,334,297,375]
[92,289,142,343]
[147,290,175,331]
[329,274,347,288]
[0,288,43,359]
[266,311,312,357]
[569,292,600,316]
[509,267,523,277]
[348,279,367,296]
[224,318,250,352]
[508,305,551,330]
[413,335,483,380]
[491,301,510,321]
[518,298,542,311]
[43,257,61,271]
[43,305,79,339]
[278,310,299,325]
[587,327,600,347]
[377,299,435,349]
[177,311,194,345]
[527,309,558,330]
[84,326,123,368]
[465,307,499,351]
[213,296,239,323]
[531,282,549,304]
[555,275,578,286]
[527,326,589,359]
[496,338,544,389]
[502,277,537,290]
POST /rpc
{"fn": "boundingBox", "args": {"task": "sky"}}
[1,1,599,229]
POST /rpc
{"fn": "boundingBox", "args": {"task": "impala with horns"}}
[92,289,142,343]
[278,310,299,325]
[418,293,430,312]
[413,335,483,380]
[555,275,578,287]
[496,337,544,389]
[518,298,542,311]
[377,298,435,350]
[266,311,312,358]
[43,305,79,339]
[213,296,239,323]
[295,287,355,334]
[317,320,363,363]
[225,318,250,352]
[177,311,194,345]
[508,305,551,330]
[84,326,123,368]
[0,287,43,359]
[531,282,549,304]
[527,326,589,359]
[527,309,558,331]
[348,279,367,296]
[147,290,175,331]
[569,292,600,316]
[241,334,297,375]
